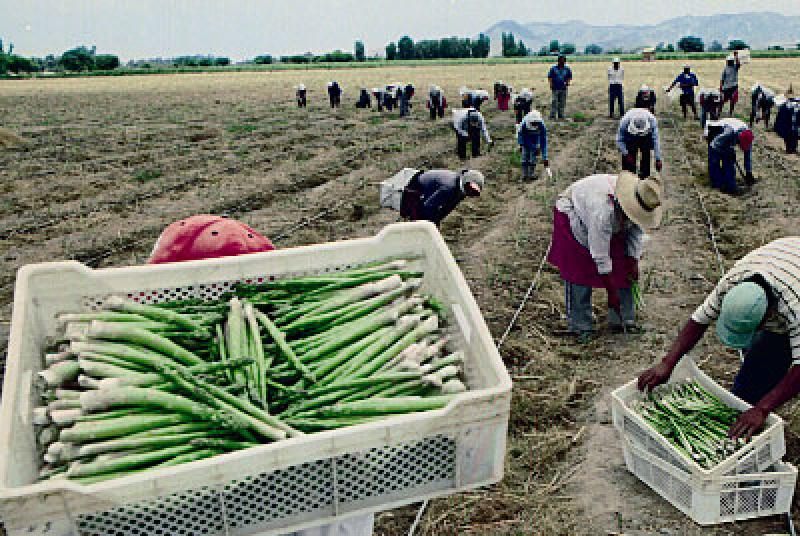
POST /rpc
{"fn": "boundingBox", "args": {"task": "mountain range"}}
[484,12,800,54]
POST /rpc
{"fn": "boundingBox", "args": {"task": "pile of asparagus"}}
[33,260,466,484]
[633,380,748,469]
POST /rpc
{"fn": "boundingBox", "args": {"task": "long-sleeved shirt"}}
[414,170,467,225]
[707,118,753,172]
[608,67,624,85]
[616,109,662,160]
[721,63,741,90]
[548,65,572,90]
[775,99,800,139]
[517,115,548,158]
[692,237,800,365]
[673,73,699,95]
[752,85,776,108]
[452,109,491,143]
[555,174,645,275]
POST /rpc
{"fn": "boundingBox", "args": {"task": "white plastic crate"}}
[622,438,796,525]
[0,222,512,536]
[611,358,785,478]
[379,168,419,211]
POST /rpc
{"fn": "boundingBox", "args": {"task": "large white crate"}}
[0,222,512,536]
[611,358,785,478]
[622,438,796,525]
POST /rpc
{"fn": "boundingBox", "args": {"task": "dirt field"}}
[1,58,800,535]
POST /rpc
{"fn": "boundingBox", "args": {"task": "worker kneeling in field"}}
[698,88,722,128]
[150,215,376,536]
[514,88,533,124]
[617,108,662,179]
[774,97,800,154]
[516,110,549,180]
[427,85,446,119]
[452,108,492,159]
[296,84,307,108]
[327,81,342,109]
[355,88,372,109]
[705,117,755,195]
[548,173,663,340]
[400,169,484,226]
[750,84,776,129]
[666,64,699,119]
[638,237,800,441]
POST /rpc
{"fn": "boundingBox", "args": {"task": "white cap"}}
[297,84,306,90]
[727,55,735,61]
[460,170,485,192]
[520,88,533,98]
[640,84,651,91]
[613,57,621,63]
[523,110,543,127]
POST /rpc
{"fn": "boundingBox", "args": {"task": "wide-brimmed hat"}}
[616,172,663,229]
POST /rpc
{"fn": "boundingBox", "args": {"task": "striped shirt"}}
[692,237,800,364]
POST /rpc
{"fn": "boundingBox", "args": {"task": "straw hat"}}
[616,172,663,229]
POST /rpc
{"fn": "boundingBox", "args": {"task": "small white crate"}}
[611,358,785,478]
[0,222,512,536]
[622,438,797,525]
[379,168,419,211]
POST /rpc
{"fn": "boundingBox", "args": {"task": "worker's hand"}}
[624,153,635,166]
[729,406,768,441]
[629,263,640,281]
[655,159,663,172]
[637,361,674,391]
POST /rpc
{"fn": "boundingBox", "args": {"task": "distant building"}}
[642,47,656,62]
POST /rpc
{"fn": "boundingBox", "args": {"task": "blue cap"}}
[716,282,768,349]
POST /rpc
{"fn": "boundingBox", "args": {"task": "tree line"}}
[384,35,491,60]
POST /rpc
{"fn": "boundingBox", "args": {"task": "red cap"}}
[148,215,275,264]
[738,129,754,151]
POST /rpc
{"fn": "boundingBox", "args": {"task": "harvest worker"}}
[720,53,742,117]
[547,173,663,340]
[327,81,342,109]
[355,88,372,109]
[399,83,415,117]
[148,215,376,536]
[452,108,493,159]
[750,84,776,129]
[296,84,307,108]
[513,88,533,124]
[517,110,549,180]
[634,85,657,114]
[494,81,512,111]
[616,108,662,179]
[698,88,722,128]
[666,64,698,119]
[608,57,625,118]
[400,169,484,226]
[705,117,755,195]
[548,54,572,120]
[427,85,446,119]
[775,97,800,154]
[638,237,800,441]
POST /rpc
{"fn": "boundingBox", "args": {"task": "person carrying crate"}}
[638,237,800,441]
[149,215,376,536]
[427,85,446,119]
[774,97,800,154]
[547,173,663,341]
[548,54,572,120]
[666,64,698,119]
[452,107,492,159]
[513,88,533,124]
[399,169,485,226]
[296,84,308,108]
[750,84,776,128]
[698,88,722,128]
[634,85,657,115]
[720,53,742,117]
[704,117,755,196]
[517,110,549,180]
[608,57,625,119]
[616,108,662,179]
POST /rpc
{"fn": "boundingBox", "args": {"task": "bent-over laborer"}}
[666,64,698,119]
[548,54,572,119]
[638,237,800,441]
[608,57,625,119]
[399,83,415,117]
[750,84,776,129]
[149,215,376,536]
[427,85,446,119]
[720,53,742,117]
[635,85,657,115]
[355,88,372,109]
[494,80,512,111]
[617,108,662,179]
[400,169,485,226]
[704,117,755,195]
[514,88,533,124]
[327,81,342,109]
[452,108,492,159]
[775,97,800,154]
[698,88,722,128]
[517,110,549,180]
[548,173,663,341]
[296,84,307,108]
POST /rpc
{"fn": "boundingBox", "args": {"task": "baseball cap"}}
[715,282,768,349]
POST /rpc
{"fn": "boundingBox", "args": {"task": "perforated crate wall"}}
[74,435,456,536]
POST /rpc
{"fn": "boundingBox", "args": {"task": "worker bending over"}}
[453,108,492,159]
[775,97,800,154]
[750,84,776,129]
[355,88,372,109]
[639,237,800,441]
[608,57,625,118]
[400,169,485,226]
[635,85,657,115]
[617,108,662,179]
[399,84,415,117]
[517,110,549,181]
[514,88,533,124]
[705,117,755,196]
[427,86,446,119]
[698,88,722,128]
[720,53,742,117]
[327,81,342,109]
[295,84,307,108]
[548,173,663,341]
[494,81,512,111]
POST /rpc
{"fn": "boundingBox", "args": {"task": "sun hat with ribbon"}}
[615,172,664,229]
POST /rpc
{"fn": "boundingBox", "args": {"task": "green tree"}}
[355,41,365,61]
[728,39,748,51]
[561,42,576,55]
[584,44,603,55]
[768,45,784,51]
[666,44,675,52]
[385,42,397,60]
[549,40,560,53]
[253,55,273,64]
[677,36,704,53]
[7,55,37,73]
[59,46,95,71]
[397,36,414,60]
[516,39,528,56]
[709,40,723,52]
[538,45,549,56]
[94,54,120,70]
[471,33,490,58]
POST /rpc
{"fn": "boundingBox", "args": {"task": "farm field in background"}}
[1,58,800,534]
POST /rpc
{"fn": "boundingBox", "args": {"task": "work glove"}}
[655,159,663,172]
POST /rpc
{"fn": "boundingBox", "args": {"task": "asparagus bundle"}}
[633,380,749,469]
[33,259,466,484]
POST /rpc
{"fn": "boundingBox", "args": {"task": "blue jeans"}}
[708,148,738,192]
[732,331,791,405]
[564,281,635,333]
[609,84,624,117]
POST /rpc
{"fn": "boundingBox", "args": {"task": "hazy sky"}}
[3,0,800,60]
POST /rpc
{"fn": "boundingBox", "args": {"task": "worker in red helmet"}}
[148,214,375,536]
